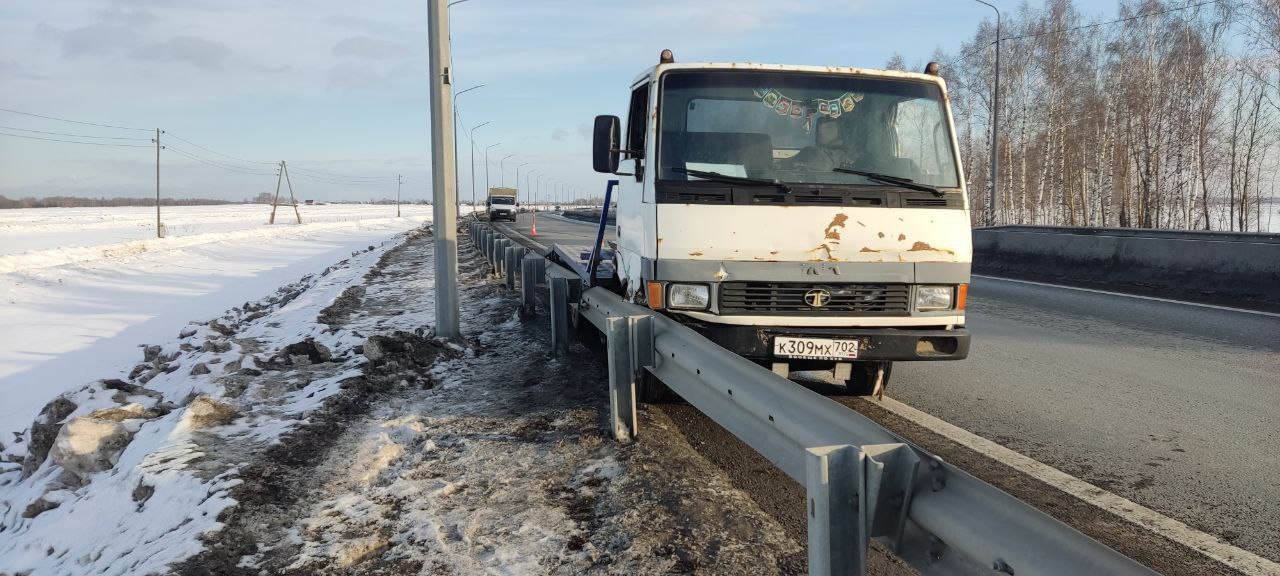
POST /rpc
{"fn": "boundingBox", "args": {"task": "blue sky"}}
[0,0,1117,203]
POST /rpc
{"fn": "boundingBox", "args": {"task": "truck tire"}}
[845,361,892,396]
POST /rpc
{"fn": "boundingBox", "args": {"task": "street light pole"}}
[515,162,529,200]
[972,0,1001,227]
[484,142,500,200]
[427,0,460,338]
[468,121,491,212]
[453,84,484,213]
[499,154,514,187]
[528,169,538,208]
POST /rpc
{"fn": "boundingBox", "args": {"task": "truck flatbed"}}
[550,243,615,285]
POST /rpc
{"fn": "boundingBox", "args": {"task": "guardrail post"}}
[806,444,868,576]
[605,316,638,442]
[497,239,511,276]
[521,256,538,315]
[505,246,522,290]
[532,257,546,286]
[862,443,919,554]
[492,238,504,275]
[549,276,569,355]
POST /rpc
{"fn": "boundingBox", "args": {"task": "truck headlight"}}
[915,285,954,311]
[668,283,710,310]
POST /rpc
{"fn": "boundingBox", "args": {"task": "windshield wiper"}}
[832,167,945,197]
[673,167,792,194]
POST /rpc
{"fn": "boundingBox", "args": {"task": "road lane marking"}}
[874,396,1280,576]
[973,274,1280,318]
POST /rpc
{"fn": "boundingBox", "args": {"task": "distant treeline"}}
[0,195,255,209]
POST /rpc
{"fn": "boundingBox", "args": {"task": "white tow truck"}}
[588,50,971,398]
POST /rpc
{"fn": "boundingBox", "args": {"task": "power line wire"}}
[952,0,1223,66]
[0,125,152,141]
[0,130,153,147]
[287,171,397,186]
[163,132,279,166]
[0,107,151,132]
[166,145,279,176]
[287,164,399,181]
[1001,0,1219,43]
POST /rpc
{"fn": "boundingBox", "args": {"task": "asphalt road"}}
[889,275,1280,561]
[502,212,1280,564]
[488,211,612,255]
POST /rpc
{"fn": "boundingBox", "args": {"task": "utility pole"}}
[972,0,1001,227]
[269,161,302,225]
[428,0,460,338]
[153,128,164,238]
[396,174,403,217]
[499,154,514,187]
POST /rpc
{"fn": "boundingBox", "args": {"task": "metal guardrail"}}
[978,224,1280,244]
[467,221,1159,576]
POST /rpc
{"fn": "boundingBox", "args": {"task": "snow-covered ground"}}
[1,224,814,576]
[0,204,433,257]
[0,224,426,574]
[0,204,435,457]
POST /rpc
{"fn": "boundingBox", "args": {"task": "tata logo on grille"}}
[804,288,832,308]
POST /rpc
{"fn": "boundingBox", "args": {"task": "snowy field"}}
[0,203,434,259]
[0,204,436,447]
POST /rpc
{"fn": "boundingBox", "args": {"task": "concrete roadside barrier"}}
[973,226,1280,310]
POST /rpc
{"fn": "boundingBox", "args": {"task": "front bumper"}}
[684,322,970,362]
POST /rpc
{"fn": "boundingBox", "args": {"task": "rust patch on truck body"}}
[909,241,956,255]
[824,214,849,240]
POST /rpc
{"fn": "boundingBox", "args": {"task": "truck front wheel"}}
[845,361,892,396]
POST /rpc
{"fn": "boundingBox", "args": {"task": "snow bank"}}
[0,227,415,576]
[0,205,432,442]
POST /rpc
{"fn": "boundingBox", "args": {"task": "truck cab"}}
[592,52,970,393]
[487,187,518,222]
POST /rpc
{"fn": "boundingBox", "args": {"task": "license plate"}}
[773,336,860,360]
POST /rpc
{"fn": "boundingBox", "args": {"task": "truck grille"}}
[719,282,910,315]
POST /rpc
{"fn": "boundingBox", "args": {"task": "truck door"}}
[615,81,651,299]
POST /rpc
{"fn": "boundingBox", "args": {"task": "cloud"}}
[332,36,407,60]
[551,128,569,141]
[56,23,140,58]
[577,123,592,140]
[96,7,157,29]
[166,35,230,69]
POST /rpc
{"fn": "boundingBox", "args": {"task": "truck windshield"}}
[658,70,960,189]
[490,197,515,205]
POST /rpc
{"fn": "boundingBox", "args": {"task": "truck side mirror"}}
[592,115,621,174]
